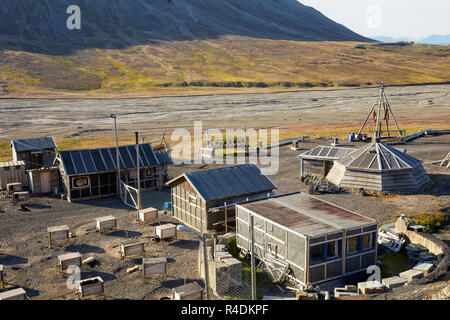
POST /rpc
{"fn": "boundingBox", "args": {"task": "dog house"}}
[173,282,204,300]
[155,224,177,241]
[47,225,70,248]
[143,257,167,277]
[138,207,158,222]
[236,192,378,286]
[120,240,145,261]
[96,216,117,233]
[75,277,104,300]
[0,287,27,300]
[58,252,82,274]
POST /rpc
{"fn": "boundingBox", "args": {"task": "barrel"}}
[349,133,355,142]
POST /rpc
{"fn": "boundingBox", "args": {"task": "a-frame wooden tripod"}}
[356,82,404,141]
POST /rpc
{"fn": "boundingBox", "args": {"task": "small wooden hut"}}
[11,137,57,170]
[0,160,27,190]
[167,164,277,233]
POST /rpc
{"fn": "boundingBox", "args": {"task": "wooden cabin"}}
[236,192,378,287]
[0,161,27,190]
[54,143,172,202]
[167,164,277,233]
[27,167,59,194]
[11,137,57,171]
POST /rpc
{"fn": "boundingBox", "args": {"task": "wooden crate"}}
[0,287,27,300]
[47,225,70,248]
[96,216,117,233]
[120,240,145,261]
[173,282,203,300]
[75,277,104,300]
[155,224,177,241]
[138,207,158,222]
[143,257,167,277]
[58,252,82,273]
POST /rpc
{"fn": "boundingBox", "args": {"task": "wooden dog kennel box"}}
[58,252,82,273]
[47,225,70,248]
[173,282,203,300]
[0,287,27,300]
[120,240,145,261]
[138,207,158,222]
[75,276,104,300]
[143,257,167,277]
[96,216,117,233]
[155,224,177,241]
[6,182,22,194]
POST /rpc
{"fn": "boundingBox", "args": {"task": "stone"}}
[357,281,385,294]
[382,276,407,289]
[399,269,424,281]
[413,262,435,274]
[418,252,436,262]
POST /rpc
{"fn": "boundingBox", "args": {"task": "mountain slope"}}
[0,0,371,53]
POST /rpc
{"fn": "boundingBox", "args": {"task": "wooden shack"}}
[0,161,27,190]
[27,167,59,194]
[297,146,356,178]
[167,164,277,233]
[173,282,204,300]
[54,143,172,202]
[58,252,82,273]
[236,192,378,286]
[11,137,57,171]
[0,287,27,300]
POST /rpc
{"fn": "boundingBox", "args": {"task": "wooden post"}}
[224,202,228,234]
[300,158,304,179]
[202,234,210,300]
[112,114,121,198]
[135,132,142,210]
[250,215,257,300]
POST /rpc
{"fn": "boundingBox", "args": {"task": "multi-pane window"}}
[310,244,324,263]
[327,241,338,258]
[347,236,359,253]
[362,233,374,250]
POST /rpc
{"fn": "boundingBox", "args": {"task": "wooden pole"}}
[224,202,228,234]
[135,132,142,210]
[250,215,257,300]
[112,114,121,198]
[202,234,210,300]
[356,97,379,139]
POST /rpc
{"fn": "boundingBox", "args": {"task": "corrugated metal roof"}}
[11,137,56,152]
[0,160,25,168]
[239,192,375,237]
[155,150,173,165]
[297,146,356,161]
[58,143,161,176]
[338,142,422,172]
[168,164,278,201]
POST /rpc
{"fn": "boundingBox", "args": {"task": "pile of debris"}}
[302,173,343,194]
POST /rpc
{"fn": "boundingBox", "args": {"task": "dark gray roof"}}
[298,146,356,161]
[338,142,422,172]
[155,150,173,165]
[58,143,166,176]
[168,164,277,201]
[11,137,56,152]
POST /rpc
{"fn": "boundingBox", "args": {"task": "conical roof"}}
[338,142,422,172]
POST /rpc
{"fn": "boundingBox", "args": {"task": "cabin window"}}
[72,176,89,189]
[327,241,339,258]
[347,236,359,254]
[145,168,153,177]
[362,233,374,250]
[310,244,324,263]
[4,167,9,171]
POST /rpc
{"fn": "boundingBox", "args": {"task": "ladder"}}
[440,152,450,168]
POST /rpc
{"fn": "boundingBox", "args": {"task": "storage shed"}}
[54,143,172,202]
[236,192,378,286]
[0,160,28,190]
[27,167,59,194]
[11,137,57,170]
[326,142,432,193]
[297,146,356,178]
[167,164,277,233]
